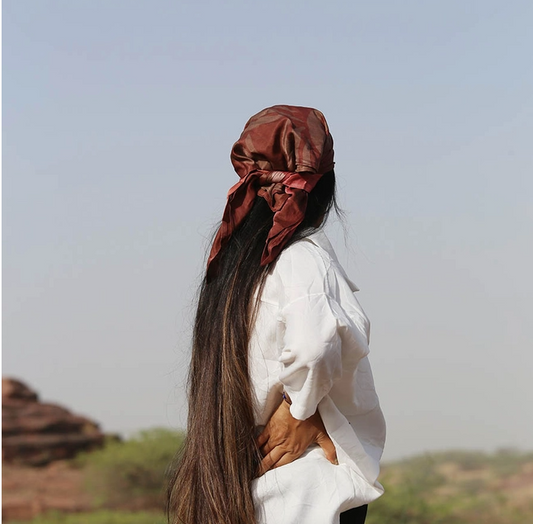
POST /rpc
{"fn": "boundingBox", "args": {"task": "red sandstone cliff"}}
[2,378,105,466]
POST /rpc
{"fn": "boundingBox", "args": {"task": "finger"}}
[256,428,270,448]
[316,433,338,465]
[259,440,274,457]
[259,446,287,476]
[270,451,300,470]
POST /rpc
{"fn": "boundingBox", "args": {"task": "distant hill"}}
[367,449,533,524]
[3,425,532,524]
[2,377,105,467]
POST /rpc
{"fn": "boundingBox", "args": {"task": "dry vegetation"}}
[3,430,533,524]
[367,449,533,524]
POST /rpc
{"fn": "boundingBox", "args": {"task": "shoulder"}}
[279,236,333,269]
[272,229,361,298]
[272,232,338,298]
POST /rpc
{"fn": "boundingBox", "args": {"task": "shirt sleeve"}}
[278,292,345,420]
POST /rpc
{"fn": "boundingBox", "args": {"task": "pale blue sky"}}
[3,0,532,459]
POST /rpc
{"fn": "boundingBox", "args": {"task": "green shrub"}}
[489,448,533,477]
[366,449,533,524]
[366,463,460,524]
[10,510,165,524]
[443,450,488,471]
[78,428,185,510]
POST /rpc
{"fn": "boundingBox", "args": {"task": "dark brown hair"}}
[167,171,339,524]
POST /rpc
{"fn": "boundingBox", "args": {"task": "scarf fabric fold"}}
[207,105,334,279]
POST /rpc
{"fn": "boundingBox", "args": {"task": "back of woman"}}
[167,105,386,524]
[250,229,385,523]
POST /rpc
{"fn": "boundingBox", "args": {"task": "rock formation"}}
[2,377,105,466]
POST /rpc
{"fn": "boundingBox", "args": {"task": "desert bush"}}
[366,462,460,524]
[441,450,488,471]
[397,454,446,493]
[488,447,533,477]
[77,428,185,510]
[366,449,533,524]
[458,478,486,496]
[10,510,165,524]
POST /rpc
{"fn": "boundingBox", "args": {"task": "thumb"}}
[316,432,338,465]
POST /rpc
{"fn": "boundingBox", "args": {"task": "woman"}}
[167,105,386,524]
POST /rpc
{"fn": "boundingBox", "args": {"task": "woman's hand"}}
[256,398,337,476]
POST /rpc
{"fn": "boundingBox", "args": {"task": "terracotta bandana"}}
[206,105,335,279]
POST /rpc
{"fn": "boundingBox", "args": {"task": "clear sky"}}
[3,0,532,460]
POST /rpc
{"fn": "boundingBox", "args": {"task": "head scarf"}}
[207,105,334,279]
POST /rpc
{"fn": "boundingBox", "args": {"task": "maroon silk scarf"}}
[207,105,335,279]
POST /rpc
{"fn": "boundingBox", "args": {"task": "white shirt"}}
[249,230,386,524]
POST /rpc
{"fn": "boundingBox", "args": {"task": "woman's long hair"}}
[167,171,339,524]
